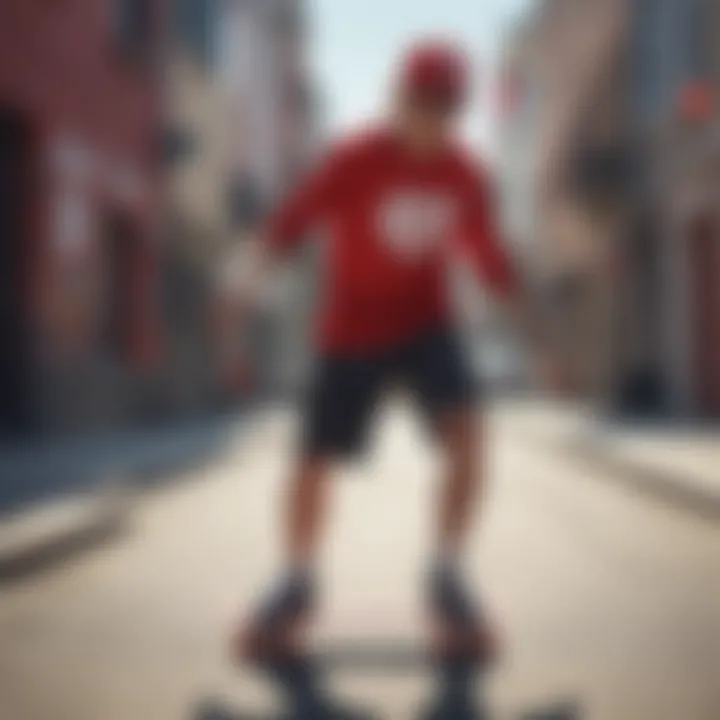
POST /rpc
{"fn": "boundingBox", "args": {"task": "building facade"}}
[216,0,320,395]
[634,0,720,417]
[0,0,166,440]
[499,0,631,401]
[499,0,720,419]
[220,0,317,213]
[0,0,320,440]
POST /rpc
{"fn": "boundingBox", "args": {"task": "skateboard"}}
[235,632,490,720]
[231,610,577,719]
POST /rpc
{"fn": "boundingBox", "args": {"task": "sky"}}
[311,0,534,151]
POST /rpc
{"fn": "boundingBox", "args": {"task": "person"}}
[233,38,555,663]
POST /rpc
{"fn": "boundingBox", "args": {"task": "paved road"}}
[1,404,719,719]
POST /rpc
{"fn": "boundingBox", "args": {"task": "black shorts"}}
[302,324,477,459]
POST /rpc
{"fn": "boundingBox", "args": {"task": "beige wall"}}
[536,0,629,271]
[501,0,633,399]
[167,52,234,259]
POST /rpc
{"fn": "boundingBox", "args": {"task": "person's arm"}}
[457,162,555,362]
[238,145,347,304]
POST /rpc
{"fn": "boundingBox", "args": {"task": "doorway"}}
[688,213,720,417]
[0,110,33,438]
[99,211,140,362]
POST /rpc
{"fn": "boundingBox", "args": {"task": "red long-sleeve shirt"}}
[265,127,519,353]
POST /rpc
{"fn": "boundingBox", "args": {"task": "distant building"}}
[215,0,320,395]
[0,0,166,439]
[167,0,233,265]
[498,0,631,403]
[219,0,318,225]
[166,0,317,250]
[496,17,545,266]
[498,0,720,418]
[162,0,319,400]
[159,0,241,414]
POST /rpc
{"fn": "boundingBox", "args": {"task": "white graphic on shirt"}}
[377,192,457,260]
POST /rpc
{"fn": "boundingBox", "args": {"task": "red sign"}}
[679,81,715,123]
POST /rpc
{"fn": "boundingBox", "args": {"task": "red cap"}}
[399,40,470,108]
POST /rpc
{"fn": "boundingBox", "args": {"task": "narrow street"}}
[1,404,719,720]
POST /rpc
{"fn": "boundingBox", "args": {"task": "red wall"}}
[0,0,166,366]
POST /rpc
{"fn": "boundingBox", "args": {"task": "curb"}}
[0,413,247,516]
[568,435,720,523]
[0,488,132,583]
[0,413,249,581]
[502,402,720,522]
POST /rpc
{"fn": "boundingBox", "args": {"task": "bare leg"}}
[430,408,498,661]
[436,408,482,556]
[235,454,333,662]
[285,455,333,568]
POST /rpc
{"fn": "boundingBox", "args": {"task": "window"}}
[632,0,712,125]
[226,173,266,232]
[176,0,219,71]
[684,0,711,79]
[114,0,155,67]
[99,213,137,360]
[632,0,669,123]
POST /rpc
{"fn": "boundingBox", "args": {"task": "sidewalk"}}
[0,415,245,514]
[0,414,246,579]
[499,399,720,520]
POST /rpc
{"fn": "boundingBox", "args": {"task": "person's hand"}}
[229,238,278,321]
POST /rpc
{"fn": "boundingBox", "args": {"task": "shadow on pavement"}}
[418,659,489,719]
[519,705,581,720]
[195,657,378,719]
[0,510,127,585]
[192,652,581,719]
